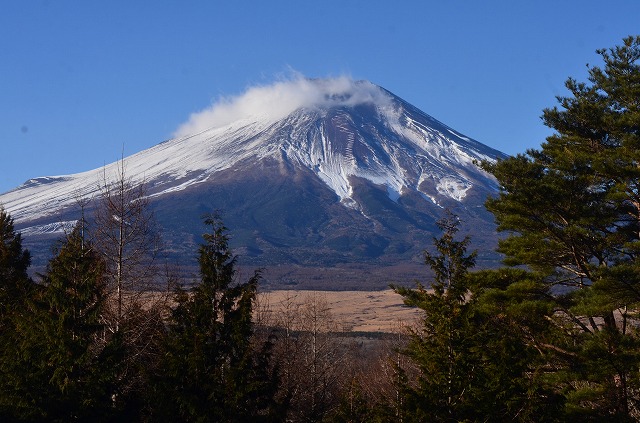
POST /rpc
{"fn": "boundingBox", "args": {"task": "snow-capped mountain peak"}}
[2,77,501,223]
[0,77,505,287]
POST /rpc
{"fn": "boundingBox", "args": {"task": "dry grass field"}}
[257,289,422,333]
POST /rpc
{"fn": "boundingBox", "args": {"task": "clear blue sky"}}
[1,1,639,194]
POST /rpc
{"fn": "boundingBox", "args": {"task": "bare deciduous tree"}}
[92,157,168,407]
[94,158,162,332]
[261,291,348,422]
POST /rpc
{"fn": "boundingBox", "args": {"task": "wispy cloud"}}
[173,74,392,138]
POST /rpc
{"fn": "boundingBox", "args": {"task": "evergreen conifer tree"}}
[0,220,120,421]
[393,214,555,422]
[152,213,282,422]
[393,214,478,422]
[0,206,32,324]
[482,35,640,419]
[0,206,35,420]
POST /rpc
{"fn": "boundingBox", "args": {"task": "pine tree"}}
[152,213,282,422]
[465,267,566,421]
[482,36,640,420]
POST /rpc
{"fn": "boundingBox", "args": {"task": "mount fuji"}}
[0,77,505,289]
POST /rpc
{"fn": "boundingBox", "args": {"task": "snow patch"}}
[419,192,443,208]
[436,177,471,201]
[446,128,470,141]
[20,220,78,237]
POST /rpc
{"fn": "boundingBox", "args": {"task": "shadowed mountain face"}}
[0,80,505,289]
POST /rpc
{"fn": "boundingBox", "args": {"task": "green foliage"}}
[423,211,477,300]
[152,213,282,422]
[392,215,476,421]
[393,215,556,422]
[482,35,640,420]
[468,268,567,421]
[0,207,36,420]
[0,206,32,322]
[0,221,119,421]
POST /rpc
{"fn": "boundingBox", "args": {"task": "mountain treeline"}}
[1,35,640,422]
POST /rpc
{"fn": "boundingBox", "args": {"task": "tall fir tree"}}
[482,36,640,420]
[0,206,32,324]
[393,214,556,422]
[152,213,282,422]
[393,214,478,422]
[0,220,121,421]
[0,207,35,420]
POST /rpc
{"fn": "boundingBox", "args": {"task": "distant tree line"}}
[1,35,639,421]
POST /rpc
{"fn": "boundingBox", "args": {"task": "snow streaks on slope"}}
[0,77,503,232]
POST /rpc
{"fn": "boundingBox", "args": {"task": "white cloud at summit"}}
[173,75,394,138]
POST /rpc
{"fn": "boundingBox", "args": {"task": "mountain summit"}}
[1,77,505,288]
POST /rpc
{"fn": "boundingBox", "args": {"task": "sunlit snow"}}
[0,76,502,233]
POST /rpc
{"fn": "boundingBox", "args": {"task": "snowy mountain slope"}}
[0,78,505,287]
[1,80,501,222]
